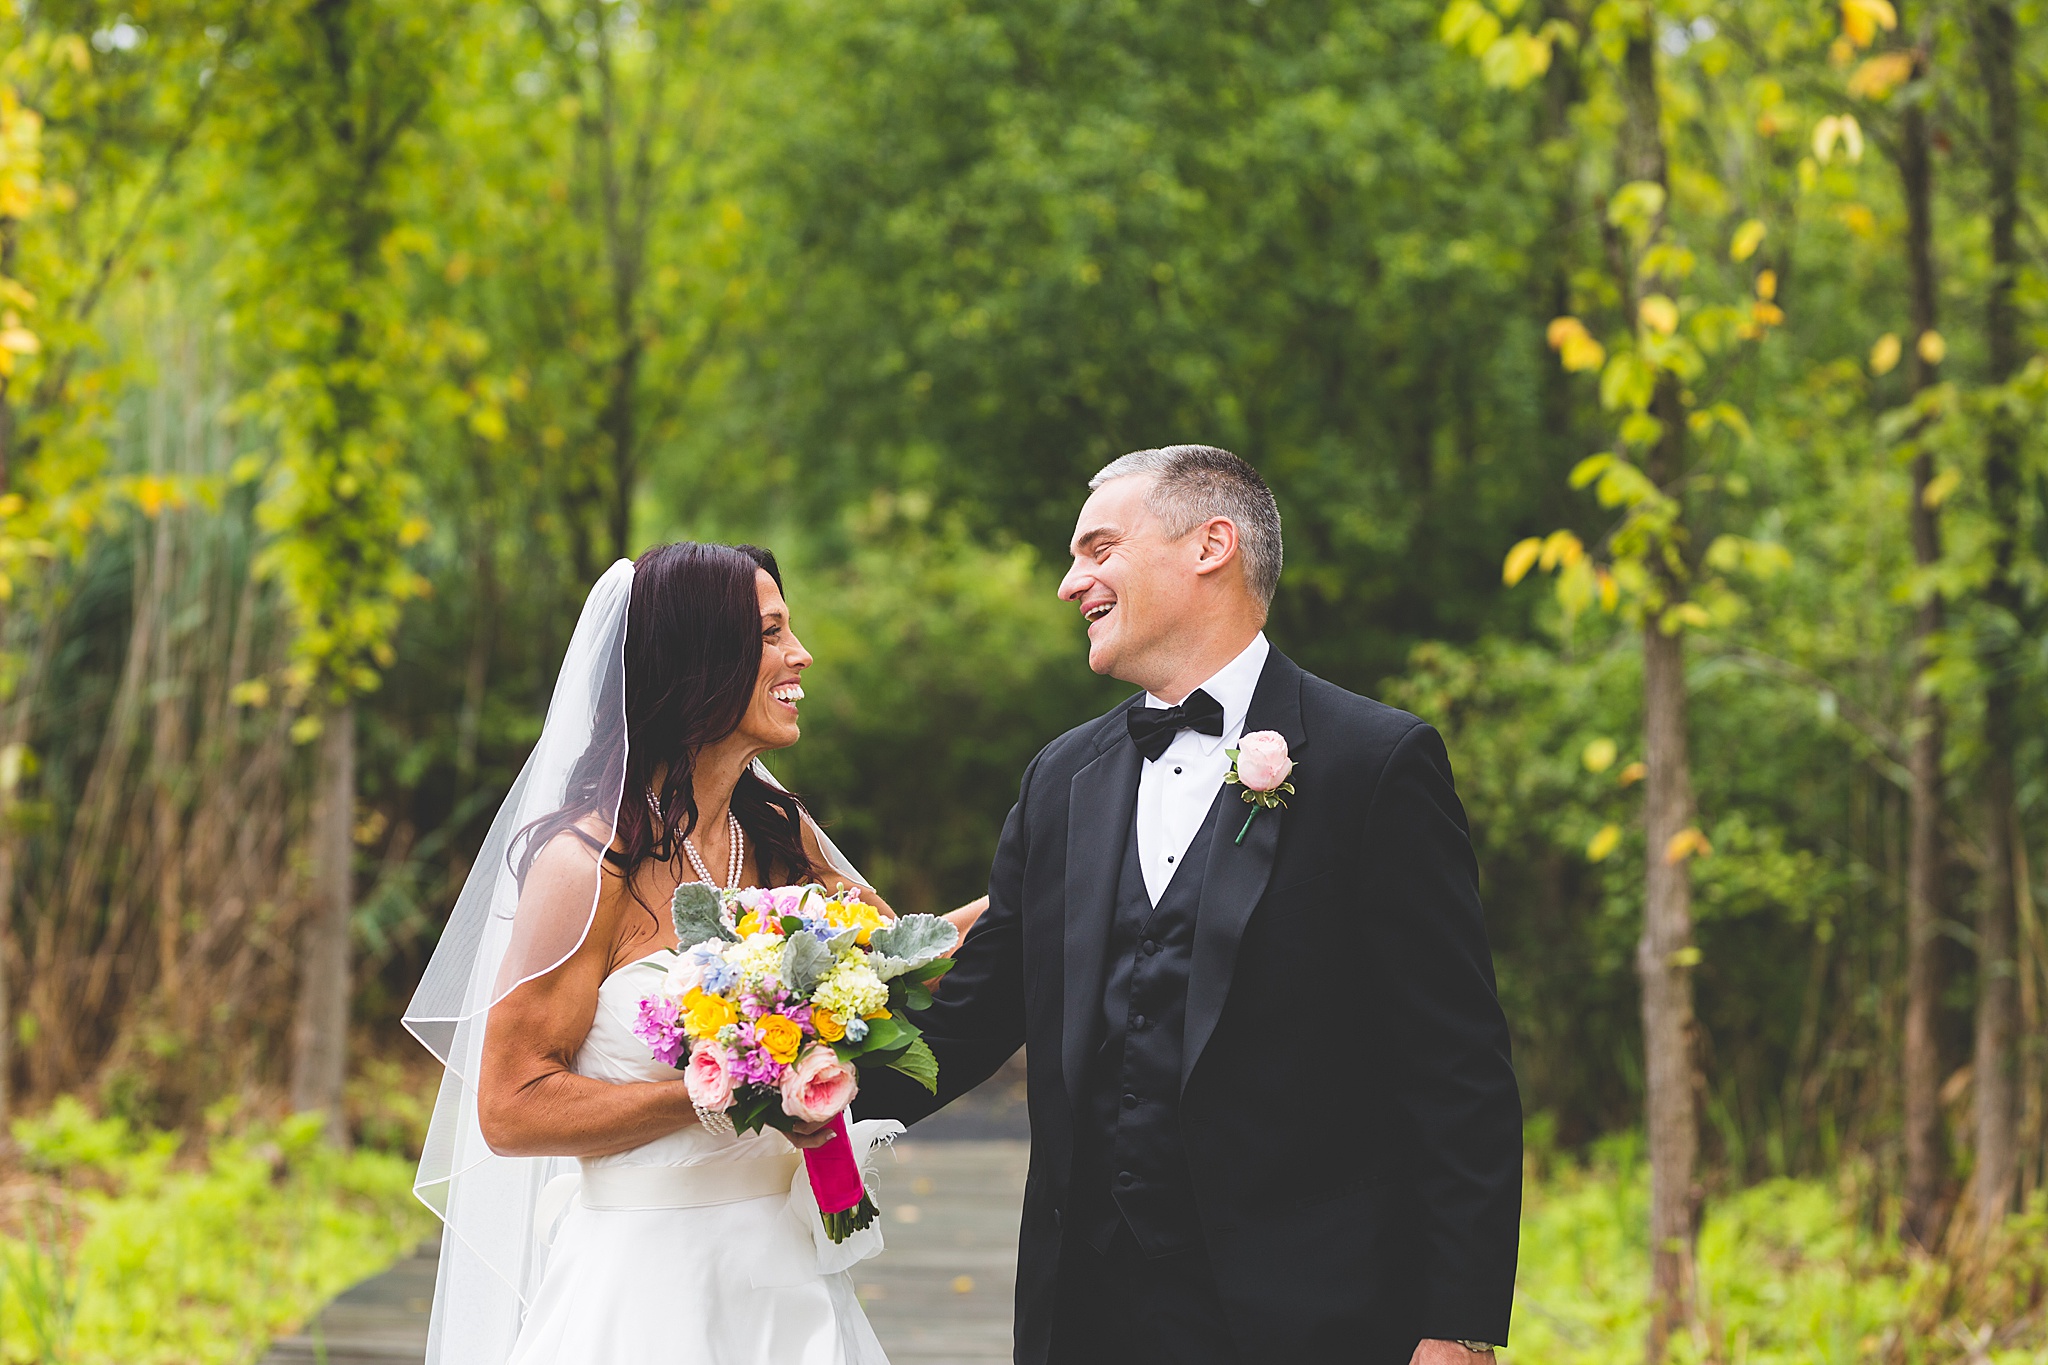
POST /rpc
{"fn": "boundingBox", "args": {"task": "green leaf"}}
[887,1036,940,1094]
[673,883,737,952]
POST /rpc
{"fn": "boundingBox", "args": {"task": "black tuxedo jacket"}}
[857,649,1521,1362]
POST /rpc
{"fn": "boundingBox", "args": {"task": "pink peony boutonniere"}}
[1225,730,1296,845]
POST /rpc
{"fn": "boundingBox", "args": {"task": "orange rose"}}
[811,1007,847,1043]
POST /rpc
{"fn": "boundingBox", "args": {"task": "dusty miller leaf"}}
[781,931,835,996]
[867,915,957,970]
[673,883,737,952]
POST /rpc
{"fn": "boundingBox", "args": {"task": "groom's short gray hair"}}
[1089,445,1284,605]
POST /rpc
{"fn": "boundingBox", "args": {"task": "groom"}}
[857,446,1521,1364]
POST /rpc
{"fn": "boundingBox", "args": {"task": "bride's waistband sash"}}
[578,1152,801,1210]
[534,1150,800,1246]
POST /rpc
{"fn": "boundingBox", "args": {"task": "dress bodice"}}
[577,949,792,1170]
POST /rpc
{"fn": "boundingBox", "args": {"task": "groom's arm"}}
[1361,722,1522,1348]
[853,754,1037,1125]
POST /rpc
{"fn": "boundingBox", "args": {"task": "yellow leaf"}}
[1729,219,1767,263]
[0,326,39,355]
[1661,601,1713,634]
[1751,300,1785,329]
[1664,827,1713,863]
[1639,294,1679,335]
[1617,761,1647,787]
[1840,0,1897,48]
[1503,537,1543,586]
[1547,316,1606,372]
[398,516,431,547]
[290,715,324,745]
[1916,329,1946,364]
[1812,114,1865,163]
[1922,467,1960,508]
[1539,529,1584,572]
[1755,270,1778,302]
[230,678,272,708]
[1869,332,1901,375]
[1586,824,1622,862]
[1668,945,1703,968]
[1583,738,1618,773]
[1597,568,1619,612]
[1847,50,1915,99]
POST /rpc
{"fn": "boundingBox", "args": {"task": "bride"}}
[403,543,984,1365]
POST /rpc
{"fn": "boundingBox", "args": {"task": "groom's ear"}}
[1189,516,1241,579]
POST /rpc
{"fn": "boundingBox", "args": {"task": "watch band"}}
[1453,1344,1497,1355]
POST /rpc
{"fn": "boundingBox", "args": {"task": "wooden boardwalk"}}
[260,1140,1029,1365]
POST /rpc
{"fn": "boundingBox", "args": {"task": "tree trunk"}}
[291,703,356,1146]
[1639,621,1699,1359]
[1894,9,1947,1248]
[1968,0,2022,1242]
[1616,25,1699,1359]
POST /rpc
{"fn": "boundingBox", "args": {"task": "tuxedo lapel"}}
[1181,650,1310,1093]
[1062,721,1143,1113]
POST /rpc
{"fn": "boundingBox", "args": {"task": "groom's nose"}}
[1058,558,1090,602]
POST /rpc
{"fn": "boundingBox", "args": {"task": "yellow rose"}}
[681,988,737,1037]
[756,1013,803,1064]
[863,1007,891,1021]
[825,896,885,947]
[736,909,765,938]
[811,1007,846,1043]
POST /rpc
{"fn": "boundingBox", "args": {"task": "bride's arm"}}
[797,816,987,937]
[477,839,696,1159]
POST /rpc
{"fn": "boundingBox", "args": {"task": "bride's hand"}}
[943,896,988,940]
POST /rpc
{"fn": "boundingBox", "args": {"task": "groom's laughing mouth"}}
[1081,595,1116,633]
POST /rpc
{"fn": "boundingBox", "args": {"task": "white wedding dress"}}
[505,950,897,1365]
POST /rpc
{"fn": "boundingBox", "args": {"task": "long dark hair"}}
[517,542,815,905]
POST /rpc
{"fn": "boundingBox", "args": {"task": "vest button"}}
[1143,939,1159,955]
[1123,1092,1139,1108]
[1131,1014,1146,1029]
[1117,1171,1135,1187]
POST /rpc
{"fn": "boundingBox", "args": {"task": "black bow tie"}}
[1127,688,1225,762]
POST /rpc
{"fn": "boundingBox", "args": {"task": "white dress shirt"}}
[1133,632,1271,904]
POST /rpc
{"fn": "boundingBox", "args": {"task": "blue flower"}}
[843,1015,869,1043]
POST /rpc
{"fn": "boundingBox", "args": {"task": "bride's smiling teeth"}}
[770,683,805,704]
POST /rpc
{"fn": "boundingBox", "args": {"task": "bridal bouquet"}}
[631,881,956,1241]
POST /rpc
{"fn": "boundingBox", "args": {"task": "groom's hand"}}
[788,1119,841,1150]
[1411,1343,1492,1365]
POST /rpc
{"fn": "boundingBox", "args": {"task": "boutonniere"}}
[1224,730,1295,845]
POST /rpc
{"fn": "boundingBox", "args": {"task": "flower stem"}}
[1236,807,1257,845]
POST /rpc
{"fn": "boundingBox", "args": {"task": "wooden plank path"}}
[263,1056,1034,1365]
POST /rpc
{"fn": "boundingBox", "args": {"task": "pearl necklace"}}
[682,811,745,891]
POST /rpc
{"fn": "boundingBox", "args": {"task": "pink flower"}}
[1235,730,1294,791]
[685,1041,735,1112]
[779,1043,858,1124]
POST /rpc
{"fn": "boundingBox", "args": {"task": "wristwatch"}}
[1453,1345,1497,1356]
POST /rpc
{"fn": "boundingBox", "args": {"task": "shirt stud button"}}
[1166,855,1175,863]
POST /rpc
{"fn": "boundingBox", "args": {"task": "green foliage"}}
[0,1099,434,1364]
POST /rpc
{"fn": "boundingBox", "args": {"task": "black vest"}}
[1072,789,1224,1257]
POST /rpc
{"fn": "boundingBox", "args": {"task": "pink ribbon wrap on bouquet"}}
[802,1112,866,1214]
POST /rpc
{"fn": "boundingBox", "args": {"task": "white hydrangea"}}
[727,933,787,985]
[813,958,888,1020]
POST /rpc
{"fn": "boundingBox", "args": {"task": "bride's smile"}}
[737,571,813,750]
